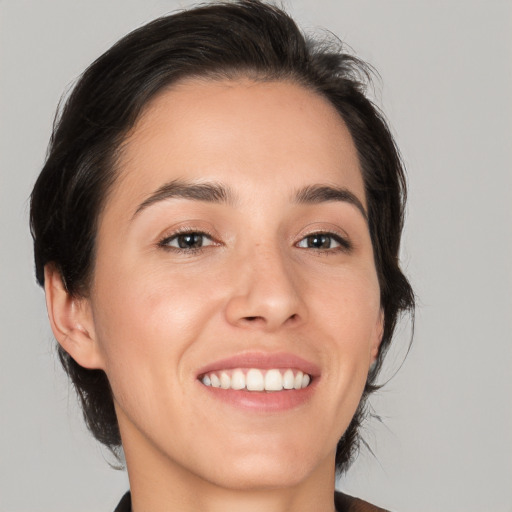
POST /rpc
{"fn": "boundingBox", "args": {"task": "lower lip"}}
[198,381,317,412]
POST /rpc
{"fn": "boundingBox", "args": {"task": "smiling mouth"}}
[199,368,311,392]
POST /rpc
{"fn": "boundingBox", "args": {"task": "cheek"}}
[89,261,219,381]
[312,269,381,390]
[314,266,381,339]
[89,267,220,436]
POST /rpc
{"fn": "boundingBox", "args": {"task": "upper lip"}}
[196,351,321,378]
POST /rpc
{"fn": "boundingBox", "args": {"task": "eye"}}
[296,232,350,251]
[159,231,215,251]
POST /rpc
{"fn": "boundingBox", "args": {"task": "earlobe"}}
[44,264,104,370]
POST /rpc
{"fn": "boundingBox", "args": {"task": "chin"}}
[194,441,332,491]
[204,460,312,491]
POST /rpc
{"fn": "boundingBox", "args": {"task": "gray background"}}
[1,1,511,511]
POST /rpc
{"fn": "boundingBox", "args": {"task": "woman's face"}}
[85,79,382,489]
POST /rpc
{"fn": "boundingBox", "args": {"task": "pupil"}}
[309,235,330,248]
[178,234,202,248]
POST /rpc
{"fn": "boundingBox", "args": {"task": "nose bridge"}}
[224,239,304,330]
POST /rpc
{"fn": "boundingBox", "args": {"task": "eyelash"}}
[157,228,218,254]
[157,229,352,254]
[296,232,352,253]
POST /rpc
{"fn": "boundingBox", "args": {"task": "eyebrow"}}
[132,180,367,222]
[294,184,368,221]
[132,180,234,218]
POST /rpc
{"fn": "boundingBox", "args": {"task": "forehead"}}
[107,78,365,217]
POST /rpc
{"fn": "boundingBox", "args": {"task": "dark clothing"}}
[114,492,131,512]
[334,491,390,511]
[114,490,390,511]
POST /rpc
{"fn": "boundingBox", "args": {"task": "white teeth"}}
[220,372,230,389]
[231,369,245,390]
[210,374,221,388]
[200,368,312,392]
[283,369,294,389]
[246,369,265,391]
[293,371,303,390]
[264,369,283,391]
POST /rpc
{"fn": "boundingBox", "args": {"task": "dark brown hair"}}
[30,0,414,473]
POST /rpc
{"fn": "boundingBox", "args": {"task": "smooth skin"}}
[45,79,383,512]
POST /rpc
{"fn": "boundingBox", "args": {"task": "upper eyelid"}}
[165,228,213,237]
[158,226,217,241]
[159,228,348,240]
[296,228,350,242]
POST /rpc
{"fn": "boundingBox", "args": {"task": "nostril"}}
[285,313,299,324]
[242,313,299,325]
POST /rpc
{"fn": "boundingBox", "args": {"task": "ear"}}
[44,264,104,370]
[370,309,385,365]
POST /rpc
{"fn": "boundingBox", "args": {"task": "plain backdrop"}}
[1,1,511,511]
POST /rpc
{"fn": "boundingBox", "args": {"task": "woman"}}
[30,1,414,510]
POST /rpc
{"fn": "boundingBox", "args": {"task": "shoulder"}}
[335,491,391,512]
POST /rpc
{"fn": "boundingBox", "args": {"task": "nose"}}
[224,245,306,332]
